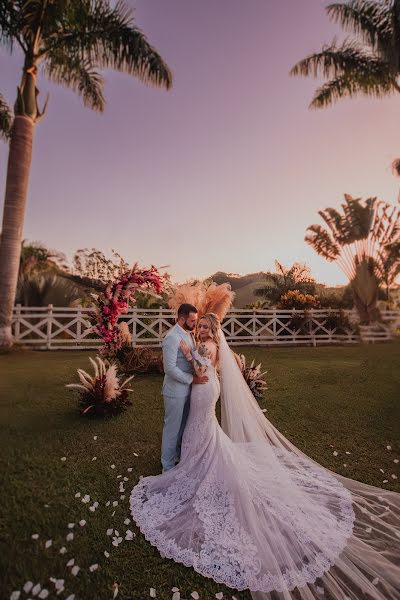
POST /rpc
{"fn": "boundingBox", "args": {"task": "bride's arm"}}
[179,340,208,377]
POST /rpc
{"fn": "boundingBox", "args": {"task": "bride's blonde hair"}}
[196,312,220,348]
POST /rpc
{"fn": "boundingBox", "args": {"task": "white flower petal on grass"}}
[107,528,113,536]
[68,523,75,529]
[387,446,392,450]
[125,530,134,540]
[216,593,224,599]
[127,467,133,472]
[123,477,129,481]
[114,530,120,536]
[89,564,99,572]
[343,464,347,467]
[261,408,267,413]
[93,501,99,508]
[93,436,98,440]
[171,588,179,593]
[150,589,156,598]
[79,520,86,527]
[391,474,398,479]
[104,550,110,558]
[71,566,80,576]
[366,527,372,533]
[65,595,76,600]
[89,506,96,512]
[124,518,130,525]
[110,464,116,469]
[120,495,125,500]
[372,577,379,585]
[23,582,33,593]
[106,501,111,506]
[66,558,75,567]
[45,540,52,548]
[383,480,389,484]
[333,451,338,457]
[112,510,116,517]
[38,590,49,598]
[117,475,122,479]
[172,593,180,600]
[379,469,385,474]
[345,451,351,455]
[10,591,21,600]
[66,533,74,542]
[31,534,39,540]
[75,492,81,498]
[394,459,399,464]
[44,504,50,508]
[32,583,41,595]
[82,495,90,504]
[55,580,65,590]
[59,547,67,555]
[191,592,199,599]
[112,501,118,507]
[92,457,97,461]
[112,582,119,598]
[133,452,139,457]
[60,457,67,462]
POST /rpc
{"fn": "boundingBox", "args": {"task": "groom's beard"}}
[183,323,195,331]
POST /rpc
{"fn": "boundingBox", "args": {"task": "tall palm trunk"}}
[0,68,39,347]
[0,116,35,346]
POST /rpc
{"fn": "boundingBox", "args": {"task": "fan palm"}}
[305,194,400,322]
[291,0,400,108]
[0,0,172,347]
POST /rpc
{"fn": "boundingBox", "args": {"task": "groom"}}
[161,303,208,472]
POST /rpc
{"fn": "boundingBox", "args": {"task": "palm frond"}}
[305,224,341,261]
[42,0,172,90]
[0,1,25,52]
[309,60,398,108]
[392,158,400,176]
[43,53,105,111]
[0,93,13,141]
[326,1,393,52]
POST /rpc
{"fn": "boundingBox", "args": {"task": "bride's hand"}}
[179,340,192,360]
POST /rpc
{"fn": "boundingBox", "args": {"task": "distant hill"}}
[207,271,270,307]
[207,271,347,308]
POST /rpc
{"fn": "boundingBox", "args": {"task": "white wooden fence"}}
[11,304,400,350]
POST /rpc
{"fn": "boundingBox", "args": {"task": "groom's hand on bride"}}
[193,374,208,384]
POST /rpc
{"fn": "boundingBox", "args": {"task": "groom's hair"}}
[178,303,198,317]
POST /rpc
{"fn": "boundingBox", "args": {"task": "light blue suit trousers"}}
[161,324,195,471]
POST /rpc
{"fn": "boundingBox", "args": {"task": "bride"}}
[130,283,400,600]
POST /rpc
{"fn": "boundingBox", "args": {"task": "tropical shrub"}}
[233,352,268,402]
[65,356,133,418]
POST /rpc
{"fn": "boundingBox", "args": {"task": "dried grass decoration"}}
[66,356,134,417]
[233,352,268,402]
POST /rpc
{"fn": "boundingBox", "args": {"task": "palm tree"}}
[0,1,172,348]
[255,261,317,306]
[305,194,400,323]
[290,0,400,108]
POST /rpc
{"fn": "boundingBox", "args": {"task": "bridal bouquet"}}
[66,356,134,417]
[233,352,268,402]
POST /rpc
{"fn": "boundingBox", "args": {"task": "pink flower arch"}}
[90,263,165,355]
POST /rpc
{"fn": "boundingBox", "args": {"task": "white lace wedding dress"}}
[130,331,400,599]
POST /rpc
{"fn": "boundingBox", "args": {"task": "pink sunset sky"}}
[0,0,399,286]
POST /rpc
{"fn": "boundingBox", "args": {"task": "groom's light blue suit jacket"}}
[162,324,195,398]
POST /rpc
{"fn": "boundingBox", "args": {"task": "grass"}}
[0,342,399,600]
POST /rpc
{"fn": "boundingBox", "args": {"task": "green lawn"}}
[1,343,399,600]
